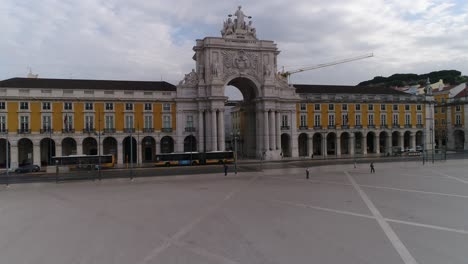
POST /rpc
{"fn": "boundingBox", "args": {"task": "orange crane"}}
[280,53,374,80]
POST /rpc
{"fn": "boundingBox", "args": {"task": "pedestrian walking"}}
[224,163,228,176]
[306,168,310,179]
[370,162,375,173]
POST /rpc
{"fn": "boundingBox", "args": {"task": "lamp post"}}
[5,130,9,186]
[94,111,102,180]
[231,130,239,174]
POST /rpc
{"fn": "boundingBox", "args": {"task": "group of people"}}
[304,162,375,179]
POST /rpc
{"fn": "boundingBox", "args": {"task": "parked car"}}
[15,164,40,173]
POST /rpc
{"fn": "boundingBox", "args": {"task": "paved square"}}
[1,160,467,264]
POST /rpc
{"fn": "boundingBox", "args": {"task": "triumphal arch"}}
[176,6,300,160]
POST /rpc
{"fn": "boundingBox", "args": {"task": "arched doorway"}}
[0,139,10,168]
[142,136,156,162]
[62,137,77,156]
[103,137,118,162]
[160,136,174,153]
[40,138,56,166]
[416,131,423,148]
[326,132,336,155]
[340,132,350,154]
[313,133,322,155]
[184,135,197,152]
[454,130,465,150]
[367,132,375,153]
[403,131,411,150]
[379,131,388,154]
[355,132,363,154]
[18,138,33,165]
[298,133,308,157]
[281,133,291,157]
[123,136,137,163]
[83,137,97,155]
[392,131,400,148]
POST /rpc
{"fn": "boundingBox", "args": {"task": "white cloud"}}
[1,0,467,86]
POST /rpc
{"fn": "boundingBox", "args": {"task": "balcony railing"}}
[328,125,336,129]
[161,127,173,133]
[341,125,349,129]
[185,127,196,132]
[281,126,290,130]
[404,124,412,128]
[83,128,96,133]
[416,124,423,128]
[62,128,75,133]
[40,128,53,134]
[355,125,362,129]
[368,124,375,129]
[124,128,135,133]
[380,125,388,129]
[313,126,322,130]
[17,129,30,134]
[103,128,116,133]
[143,128,155,133]
[392,124,400,128]
[0,129,8,134]
[454,124,463,128]
[299,126,308,130]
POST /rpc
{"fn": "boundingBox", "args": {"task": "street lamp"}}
[231,130,240,174]
[94,111,103,180]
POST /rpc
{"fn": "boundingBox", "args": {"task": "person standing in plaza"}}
[306,168,310,179]
[370,162,375,173]
[224,163,228,176]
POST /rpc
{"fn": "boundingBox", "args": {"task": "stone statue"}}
[234,6,249,30]
[221,6,256,39]
[179,69,198,86]
[211,62,219,77]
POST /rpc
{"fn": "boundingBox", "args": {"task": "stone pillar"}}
[375,134,380,154]
[256,110,262,156]
[33,143,40,166]
[362,135,367,155]
[291,111,299,157]
[175,110,184,152]
[336,135,341,156]
[276,112,281,150]
[349,134,355,156]
[117,140,123,165]
[410,132,416,149]
[77,143,83,155]
[446,106,453,149]
[198,111,204,152]
[386,135,392,155]
[269,111,276,150]
[399,132,404,150]
[137,142,142,166]
[211,110,217,151]
[218,110,225,151]
[308,134,313,156]
[10,141,18,168]
[55,144,62,157]
[263,110,269,151]
[322,132,327,157]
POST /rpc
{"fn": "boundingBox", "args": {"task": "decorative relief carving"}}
[221,50,259,80]
[178,69,198,87]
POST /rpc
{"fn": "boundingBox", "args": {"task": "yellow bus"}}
[154,151,234,166]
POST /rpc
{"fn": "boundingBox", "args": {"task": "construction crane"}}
[280,53,374,80]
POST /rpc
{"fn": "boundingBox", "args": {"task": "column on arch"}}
[362,134,367,155]
[33,142,41,166]
[263,110,269,151]
[269,111,276,150]
[349,133,355,156]
[10,141,18,168]
[211,110,217,151]
[218,109,225,151]
[375,134,380,154]
[276,111,281,150]
[398,132,404,150]
[308,133,313,156]
[336,134,341,156]
[386,134,392,155]
[117,139,123,165]
[137,140,142,165]
[410,132,416,149]
[198,110,204,152]
[322,132,327,157]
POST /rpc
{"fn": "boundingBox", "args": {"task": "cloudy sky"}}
[1,0,467,89]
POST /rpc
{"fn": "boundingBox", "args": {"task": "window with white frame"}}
[20,115,29,131]
[380,114,387,125]
[355,104,361,111]
[64,114,73,130]
[163,103,171,111]
[300,114,307,127]
[85,115,94,130]
[42,102,51,110]
[105,115,114,129]
[368,114,374,125]
[314,114,321,127]
[393,114,399,125]
[381,104,386,111]
[393,104,398,111]
[455,115,461,125]
[163,115,171,128]
[441,107,445,113]
[0,102,5,110]
[456,105,461,112]
[42,115,52,130]
[355,114,361,126]
[417,104,422,111]
[368,104,374,111]
[417,114,422,125]
[125,103,133,111]
[342,104,348,111]
[281,115,288,127]
[186,115,193,128]
[144,103,152,111]
[405,105,410,111]
[85,102,93,110]
[300,103,306,111]
[328,114,335,126]
[144,115,153,129]
[105,103,113,111]
[405,114,411,125]
[20,102,29,110]
[328,104,334,111]
[314,104,320,111]
[125,115,134,129]
[0,115,6,131]
[342,114,349,125]
[64,102,73,110]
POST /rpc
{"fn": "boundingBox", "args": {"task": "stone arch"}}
[83,137,97,155]
[142,136,156,162]
[340,132,350,155]
[379,131,389,154]
[62,137,77,156]
[184,135,197,152]
[160,136,174,154]
[392,131,401,147]
[403,131,411,150]
[0,139,11,168]
[313,133,322,156]
[281,133,291,157]
[298,133,308,157]
[103,137,118,162]
[416,131,423,148]
[454,130,465,150]
[326,132,337,155]
[123,136,137,163]
[18,138,33,165]
[40,138,56,166]
[225,77,261,102]
[354,132,363,154]
[367,131,376,153]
